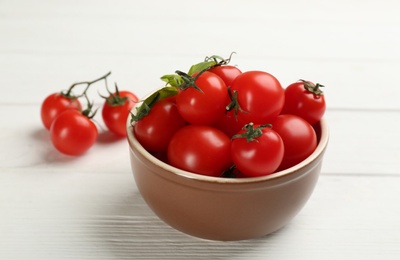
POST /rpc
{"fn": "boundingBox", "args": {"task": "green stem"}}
[81,92,98,119]
[64,71,112,97]
[205,51,236,66]
[175,69,205,93]
[226,87,248,120]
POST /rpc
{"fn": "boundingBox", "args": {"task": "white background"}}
[1,0,400,259]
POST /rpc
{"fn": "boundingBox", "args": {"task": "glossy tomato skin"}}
[41,93,82,130]
[50,110,98,156]
[102,91,138,137]
[231,126,284,177]
[281,81,326,125]
[176,71,229,125]
[134,99,186,153]
[208,65,242,87]
[213,110,244,138]
[272,114,317,171]
[230,71,284,126]
[167,125,232,177]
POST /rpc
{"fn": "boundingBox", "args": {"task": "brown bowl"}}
[127,103,329,241]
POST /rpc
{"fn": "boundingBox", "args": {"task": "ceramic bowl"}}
[127,102,329,241]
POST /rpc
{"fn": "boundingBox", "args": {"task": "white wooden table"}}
[1,0,400,259]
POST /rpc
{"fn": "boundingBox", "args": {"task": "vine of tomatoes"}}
[40,72,138,156]
[40,53,326,171]
[131,53,326,178]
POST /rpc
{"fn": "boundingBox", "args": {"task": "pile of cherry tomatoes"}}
[39,53,326,178]
[132,54,326,178]
[40,72,138,156]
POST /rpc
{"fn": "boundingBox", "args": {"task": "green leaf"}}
[187,60,217,76]
[160,74,184,88]
[131,86,179,122]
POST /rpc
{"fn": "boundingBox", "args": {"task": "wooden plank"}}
[324,109,400,175]
[1,1,400,109]
[1,52,400,111]
[1,172,399,259]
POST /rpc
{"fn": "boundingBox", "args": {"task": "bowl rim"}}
[127,99,329,185]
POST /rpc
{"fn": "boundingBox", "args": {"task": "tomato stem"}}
[205,51,236,66]
[226,87,248,120]
[300,79,324,96]
[232,123,272,142]
[63,71,112,98]
[81,92,98,119]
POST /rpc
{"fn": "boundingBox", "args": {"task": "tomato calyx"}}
[100,82,129,107]
[174,70,206,93]
[131,86,179,122]
[81,94,98,119]
[300,79,324,96]
[232,123,272,142]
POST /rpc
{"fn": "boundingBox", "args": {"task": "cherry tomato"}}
[50,110,98,156]
[134,99,186,153]
[230,71,284,126]
[151,151,169,164]
[231,124,284,177]
[168,125,232,177]
[281,80,326,125]
[272,114,317,171]
[176,71,229,125]
[41,93,82,130]
[102,90,138,137]
[213,110,244,138]
[208,65,242,87]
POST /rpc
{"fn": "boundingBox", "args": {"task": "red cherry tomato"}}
[102,90,138,137]
[208,65,242,87]
[281,80,326,125]
[231,124,284,177]
[41,93,82,130]
[230,71,284,126]
[213,110,244,138]
[134,99,186,153]
[50,110,98,156]
[168,125,232,177]
[176,71,229,125]
[272,114,317,171]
